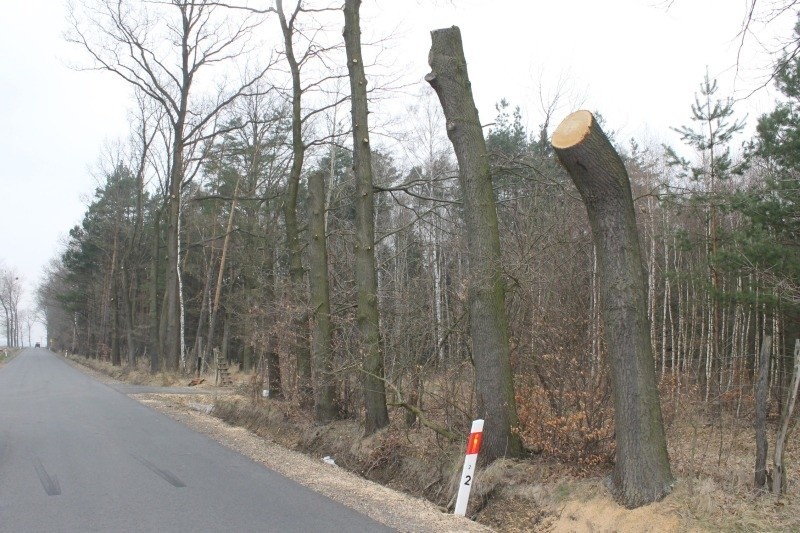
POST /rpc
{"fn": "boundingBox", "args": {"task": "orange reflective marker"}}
[466,430,483,455]
[454,419,484,517]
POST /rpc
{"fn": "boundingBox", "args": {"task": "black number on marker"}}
[464,475,471,486]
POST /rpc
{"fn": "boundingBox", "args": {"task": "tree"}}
[308,166,336,423]
[665,71,746,399]
[0,267,23,347]
[343,0,389,434]
[273,0,344,408]
[38,258,74,352]
[552,110,673,508]
[426,26,523,463]
[744,36,800,312]
[68,0,272,371]
[738,27,800,492]
[275,0,311,406]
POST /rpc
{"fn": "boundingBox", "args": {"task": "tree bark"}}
[755,334,772,489]
[552,110,673,508]
[426,26,523,462]
[343,0,389,434]
[309,169,336,423]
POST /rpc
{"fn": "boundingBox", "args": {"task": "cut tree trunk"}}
[773,338,800,495]
[426,25,522,463]
[343,0,389,434]
[755,335,772,490]
[309,169,336,424]
[552,110,673,508]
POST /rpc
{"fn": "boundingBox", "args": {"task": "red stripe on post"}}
[466,431,483,455]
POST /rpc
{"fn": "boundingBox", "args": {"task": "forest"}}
[24,0,800,516]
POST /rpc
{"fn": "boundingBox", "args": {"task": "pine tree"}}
[665,71,746,398]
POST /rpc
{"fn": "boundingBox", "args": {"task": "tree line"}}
[38,0,800,507]
[0,266,25,347]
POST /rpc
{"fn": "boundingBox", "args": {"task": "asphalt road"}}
[0,348,392,532]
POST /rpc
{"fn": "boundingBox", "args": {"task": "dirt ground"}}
[65,356,799,532]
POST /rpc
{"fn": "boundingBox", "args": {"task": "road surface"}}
[0,348,392,532]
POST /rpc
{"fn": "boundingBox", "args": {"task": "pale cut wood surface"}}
[551,109,593,148]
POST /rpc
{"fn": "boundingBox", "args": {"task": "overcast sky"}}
[0,0,794,345]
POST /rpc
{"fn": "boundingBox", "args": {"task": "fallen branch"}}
[387,401,460,442]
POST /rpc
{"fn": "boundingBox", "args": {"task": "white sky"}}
[0,0,795,345]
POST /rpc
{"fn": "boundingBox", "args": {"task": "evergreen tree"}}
[665,71,746,398]
[732,30,800,328]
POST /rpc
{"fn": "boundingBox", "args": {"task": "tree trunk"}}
[755,335,772,489]
[263,239,283,400]
[221,312,230,364]
[109,228,121,367]
[148,210,161,373]
[426,26,522,462]
[206,176,241,368]
[165,169,182,372]
[772,338,800,494]
[110,275,121,366]
[121,260,137,367]
[343,0,389,434]
[194,251,214,374]
[277,0,313,409]
[243,344,253,373]
[309,169,336,423]
[552,110,673,508]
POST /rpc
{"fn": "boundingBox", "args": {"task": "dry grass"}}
[662,395,800,532]
[70,355,184,386]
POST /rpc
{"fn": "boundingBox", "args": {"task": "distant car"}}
[35,342,40,348]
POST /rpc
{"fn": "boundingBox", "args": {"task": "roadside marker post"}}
[454,418,484,516]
